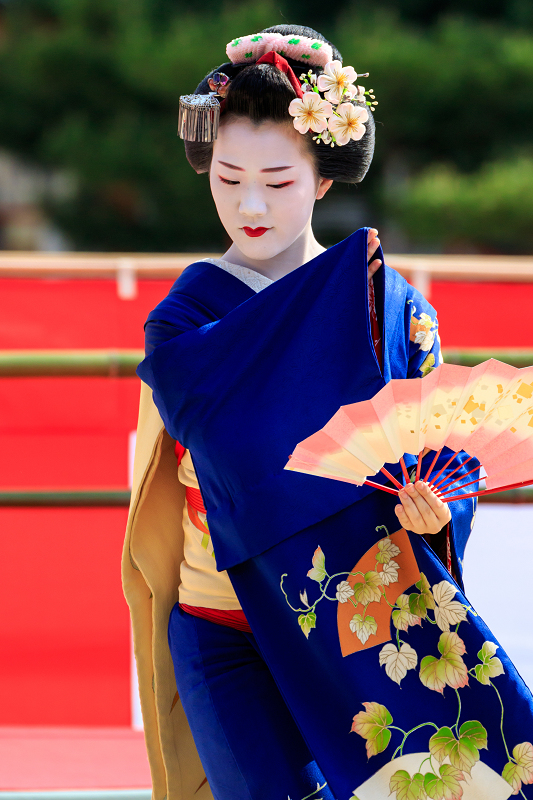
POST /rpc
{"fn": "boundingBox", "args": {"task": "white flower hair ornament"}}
[288,93,332,135]
[289,60,378,147]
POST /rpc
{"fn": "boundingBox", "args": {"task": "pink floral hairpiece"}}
[289,61,378,147]
[227,32,334,67]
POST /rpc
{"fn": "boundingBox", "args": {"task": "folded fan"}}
[284,359,533,502]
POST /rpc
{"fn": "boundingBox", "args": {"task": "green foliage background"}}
[0,0,532,252]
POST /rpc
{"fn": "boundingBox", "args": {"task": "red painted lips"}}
[243,227,270,238]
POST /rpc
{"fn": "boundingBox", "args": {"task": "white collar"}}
[200,257,274,294]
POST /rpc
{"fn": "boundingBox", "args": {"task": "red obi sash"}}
[175,441,253,633]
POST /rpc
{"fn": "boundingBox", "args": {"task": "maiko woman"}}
[122,24,533,800]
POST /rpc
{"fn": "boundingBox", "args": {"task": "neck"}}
[220,223,326,282]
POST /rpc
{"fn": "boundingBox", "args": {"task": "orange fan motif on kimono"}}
[285,359,533,502]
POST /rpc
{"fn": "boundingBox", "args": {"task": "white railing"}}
[1,251,532,299]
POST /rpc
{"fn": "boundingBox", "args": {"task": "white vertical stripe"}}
[463,503,533,689]
[128,430,144,730]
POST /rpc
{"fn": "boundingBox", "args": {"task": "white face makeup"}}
[209,118,331,272]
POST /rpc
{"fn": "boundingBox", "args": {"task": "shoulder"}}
[146,261,216,325]
[146,259,256,328]
[142,262,217,356]
[143,260,258,355]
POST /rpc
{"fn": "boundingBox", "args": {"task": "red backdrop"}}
[0,276,531,725]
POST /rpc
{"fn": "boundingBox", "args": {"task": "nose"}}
[239,183,267,219]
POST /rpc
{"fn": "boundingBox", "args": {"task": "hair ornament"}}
[178,73,231,143]
[291,62,378,147]
[227,32,334,67]
[178,93,221,143]
[207,71,230,96]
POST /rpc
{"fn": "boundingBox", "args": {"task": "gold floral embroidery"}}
[420,352,436,377]
[410,311,436,352]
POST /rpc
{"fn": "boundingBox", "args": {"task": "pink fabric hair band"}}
[227,32,334,68]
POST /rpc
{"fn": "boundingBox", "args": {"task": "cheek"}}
[275,179,317,228]
[209,171,222,205]
[209,176,234,222]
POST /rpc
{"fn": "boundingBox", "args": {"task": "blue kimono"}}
[138,229,533,800]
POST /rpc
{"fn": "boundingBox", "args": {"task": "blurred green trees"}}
[0,0,532,252]
[0,0,281,250]
[334,11,533,252]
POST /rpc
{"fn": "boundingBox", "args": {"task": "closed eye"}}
[219,176,239,185]
[268,181,294,189]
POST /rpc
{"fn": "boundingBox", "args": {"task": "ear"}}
[316,178,333,200]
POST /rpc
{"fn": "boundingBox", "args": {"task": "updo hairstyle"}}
[184,24,375,184]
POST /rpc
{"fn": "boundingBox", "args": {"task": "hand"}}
[395,480,452,535]
[367,227,382,280]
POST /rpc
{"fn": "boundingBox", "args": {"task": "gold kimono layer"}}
[122,259,272,800]
[121,384,211,800]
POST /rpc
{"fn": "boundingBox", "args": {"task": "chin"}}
[237,233,288,261]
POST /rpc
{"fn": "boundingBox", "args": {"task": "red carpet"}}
[0,727,151,790]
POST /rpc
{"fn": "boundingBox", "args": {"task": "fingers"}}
[367,227,382,276]
[394,481,451,535]
[395,484,428,533]
[417,481,450,519]
[367,228,380,259]
[368,259,381,280]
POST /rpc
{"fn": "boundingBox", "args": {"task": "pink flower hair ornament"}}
[292,62,378,147]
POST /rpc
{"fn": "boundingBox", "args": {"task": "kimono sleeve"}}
[406,291,443,379]
[143,290,221,356]
[144,316,201,357]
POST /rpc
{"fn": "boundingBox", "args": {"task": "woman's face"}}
[209,118,331,261]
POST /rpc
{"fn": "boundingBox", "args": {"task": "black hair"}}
[184,24,375,184]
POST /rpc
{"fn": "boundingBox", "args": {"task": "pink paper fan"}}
[285,359,533,502]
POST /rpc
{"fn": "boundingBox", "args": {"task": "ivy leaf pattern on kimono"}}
[431,581,468,631]
[474,641,505,685]
[379,642,418,685]
[429,721,487,775]
[289,780,329,800]
[380,560,400,586]
[423,764,465,800]
[307,546,326,583]
[420,631,469,694]
[336,580,355,603]
[299,588,310,608]
[502,742,533,794]
[402,572,435,620]
[298,611,317,639]
[352,571,383,605]
[375,537,401,564]
[281,528,407,644]
[281,536,524,797]
[351,702,393,758]
[350,613,378,644]
[389,770,426,800]
[393,593,422,631]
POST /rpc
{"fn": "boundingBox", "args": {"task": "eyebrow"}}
[217,161,295,173]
